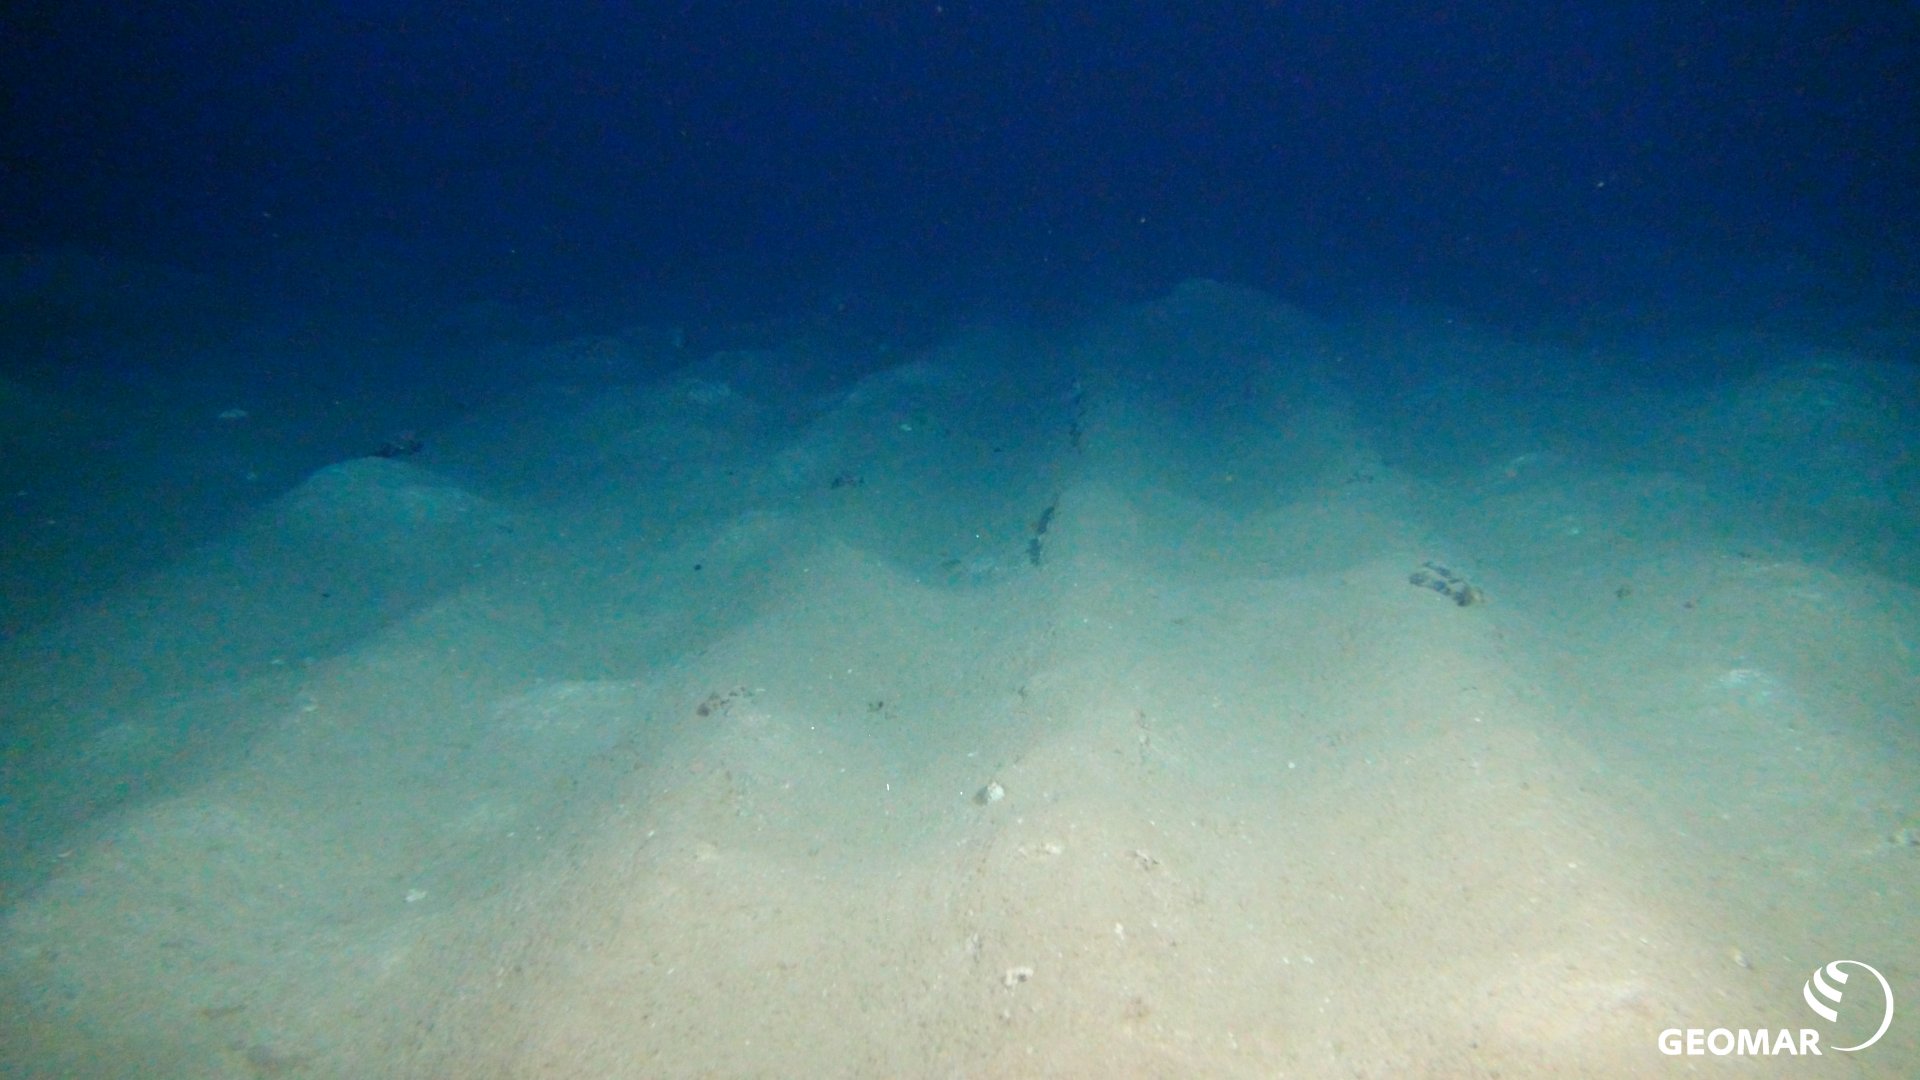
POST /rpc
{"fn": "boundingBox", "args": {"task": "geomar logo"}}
[1802,960,1894,1053]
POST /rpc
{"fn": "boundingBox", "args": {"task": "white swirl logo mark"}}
[1802,960,1894,1053]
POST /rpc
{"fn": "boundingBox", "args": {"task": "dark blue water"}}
[6,3,1915,332]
